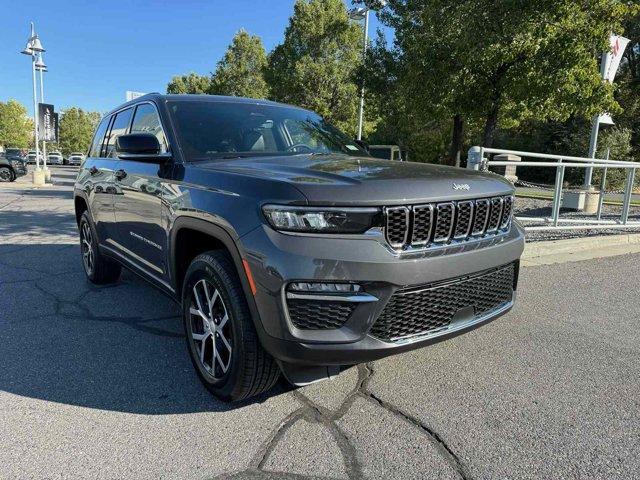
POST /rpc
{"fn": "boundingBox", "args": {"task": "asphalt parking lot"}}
[1,166,639,479]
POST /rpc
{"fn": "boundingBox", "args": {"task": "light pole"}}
[349,1,386,141]
[20,22,46,185]
[35,53,50,180]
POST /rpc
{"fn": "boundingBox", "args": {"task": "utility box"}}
[562,191,586,211]
[490,153,521,183]
[563,187,600,213]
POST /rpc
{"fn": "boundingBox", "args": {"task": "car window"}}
[104,108,133,158]
[89,116,111,158]
[168,101,369,162]
[130,103,168,153]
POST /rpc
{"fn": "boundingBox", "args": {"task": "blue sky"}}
[0,0,391,115]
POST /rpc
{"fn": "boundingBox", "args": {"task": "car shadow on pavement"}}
[0,211,77,237]
[0,243,288,414]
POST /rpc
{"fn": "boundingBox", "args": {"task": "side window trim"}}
[130,101,170,152]
[103,107,133,158]
[100,115,115,158]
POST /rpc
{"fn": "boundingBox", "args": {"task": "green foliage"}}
[368,0,634,163]
[0,99,33,149]
[58,108,101,156]
[265,0,362,134]
[210,30,268,98]
[166,72,212,94]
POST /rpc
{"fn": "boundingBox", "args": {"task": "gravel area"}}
[514,196,640,242]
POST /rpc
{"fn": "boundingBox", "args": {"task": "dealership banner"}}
[603,34,630,83]
[38,103,58,142]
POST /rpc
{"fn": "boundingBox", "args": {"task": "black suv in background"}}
[0,149,27,182]
[74,94,524,401]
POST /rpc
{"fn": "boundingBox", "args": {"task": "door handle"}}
[115,169,127,181]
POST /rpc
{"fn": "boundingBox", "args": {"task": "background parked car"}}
[26,151,44,164]
[368,144,408,162]
[4,148,25,162]
[48,151,64,165]
[67,152,85,166]
[0,152,27,182]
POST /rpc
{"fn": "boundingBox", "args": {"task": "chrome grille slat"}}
[411,204,434,246]
[486,197,504,233]
[500,196,513,229]
[384,206,410,248]
[433,203,455,243]
[454,201,474,239]
[383,195,513,252]
[472,199,490,236]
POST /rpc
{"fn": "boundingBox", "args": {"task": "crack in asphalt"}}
[220,363,472,479]
[359,363,472,480]
[30,280,183,338]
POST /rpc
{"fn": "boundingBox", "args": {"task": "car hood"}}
[196,154,514,206]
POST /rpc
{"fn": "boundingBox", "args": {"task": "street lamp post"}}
[349,1,386,141]
[20,22,46,186]
[35,53,49,180]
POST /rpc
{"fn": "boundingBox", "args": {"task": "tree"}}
[210,30,269,98]
[58,108,101,156]
[0,99,33,148]
[265,0,362,134]
[372,0,634,163]
[615,11,640,159]
[167,72,212,94]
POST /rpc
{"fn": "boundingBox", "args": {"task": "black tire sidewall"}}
[0,167,12,182]
[182,255,248,400]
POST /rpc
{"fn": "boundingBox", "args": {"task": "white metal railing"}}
[467,147,640,232]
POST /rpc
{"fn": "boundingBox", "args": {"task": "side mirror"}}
[116,133,170,163]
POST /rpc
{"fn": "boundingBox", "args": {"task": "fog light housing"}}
[288,282,361,293]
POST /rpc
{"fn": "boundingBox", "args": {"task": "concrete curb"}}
[522,233,640,266]
[523,233,640,258]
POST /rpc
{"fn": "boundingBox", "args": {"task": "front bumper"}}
[240,221,525,365]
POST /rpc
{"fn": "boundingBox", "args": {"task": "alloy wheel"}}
[80,221,94,275]
[189,279,233,379]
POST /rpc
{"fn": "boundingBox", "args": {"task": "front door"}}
[112,103,170,281]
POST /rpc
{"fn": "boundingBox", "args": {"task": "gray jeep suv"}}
[74,94,524,401]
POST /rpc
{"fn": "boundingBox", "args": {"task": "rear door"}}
[79,114,119,243]
[112,102,170,280]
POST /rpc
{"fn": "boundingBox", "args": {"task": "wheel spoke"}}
[209,289,219,316]
[218,330,232,353]
[189,306,208,322]
[215,350,229,373]
[191,331,207,341]
[193,281,208,320]
[218,313,228,329]
[199,334,208,365]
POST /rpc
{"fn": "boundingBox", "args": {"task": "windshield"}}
[168,100,368,162]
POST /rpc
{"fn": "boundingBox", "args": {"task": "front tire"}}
[79,211,122,284]
[0,167,13,182]
[182,251,280,401]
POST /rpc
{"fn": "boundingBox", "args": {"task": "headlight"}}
[262,205,381,233]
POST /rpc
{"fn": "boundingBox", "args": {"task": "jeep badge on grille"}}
[453,183,471,191]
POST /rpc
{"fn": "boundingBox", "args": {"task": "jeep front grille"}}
[383,195,513,251]
[370,263,516,342]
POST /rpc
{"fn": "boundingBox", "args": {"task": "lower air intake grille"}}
[370,263,515,342]
[287,299,357,330]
